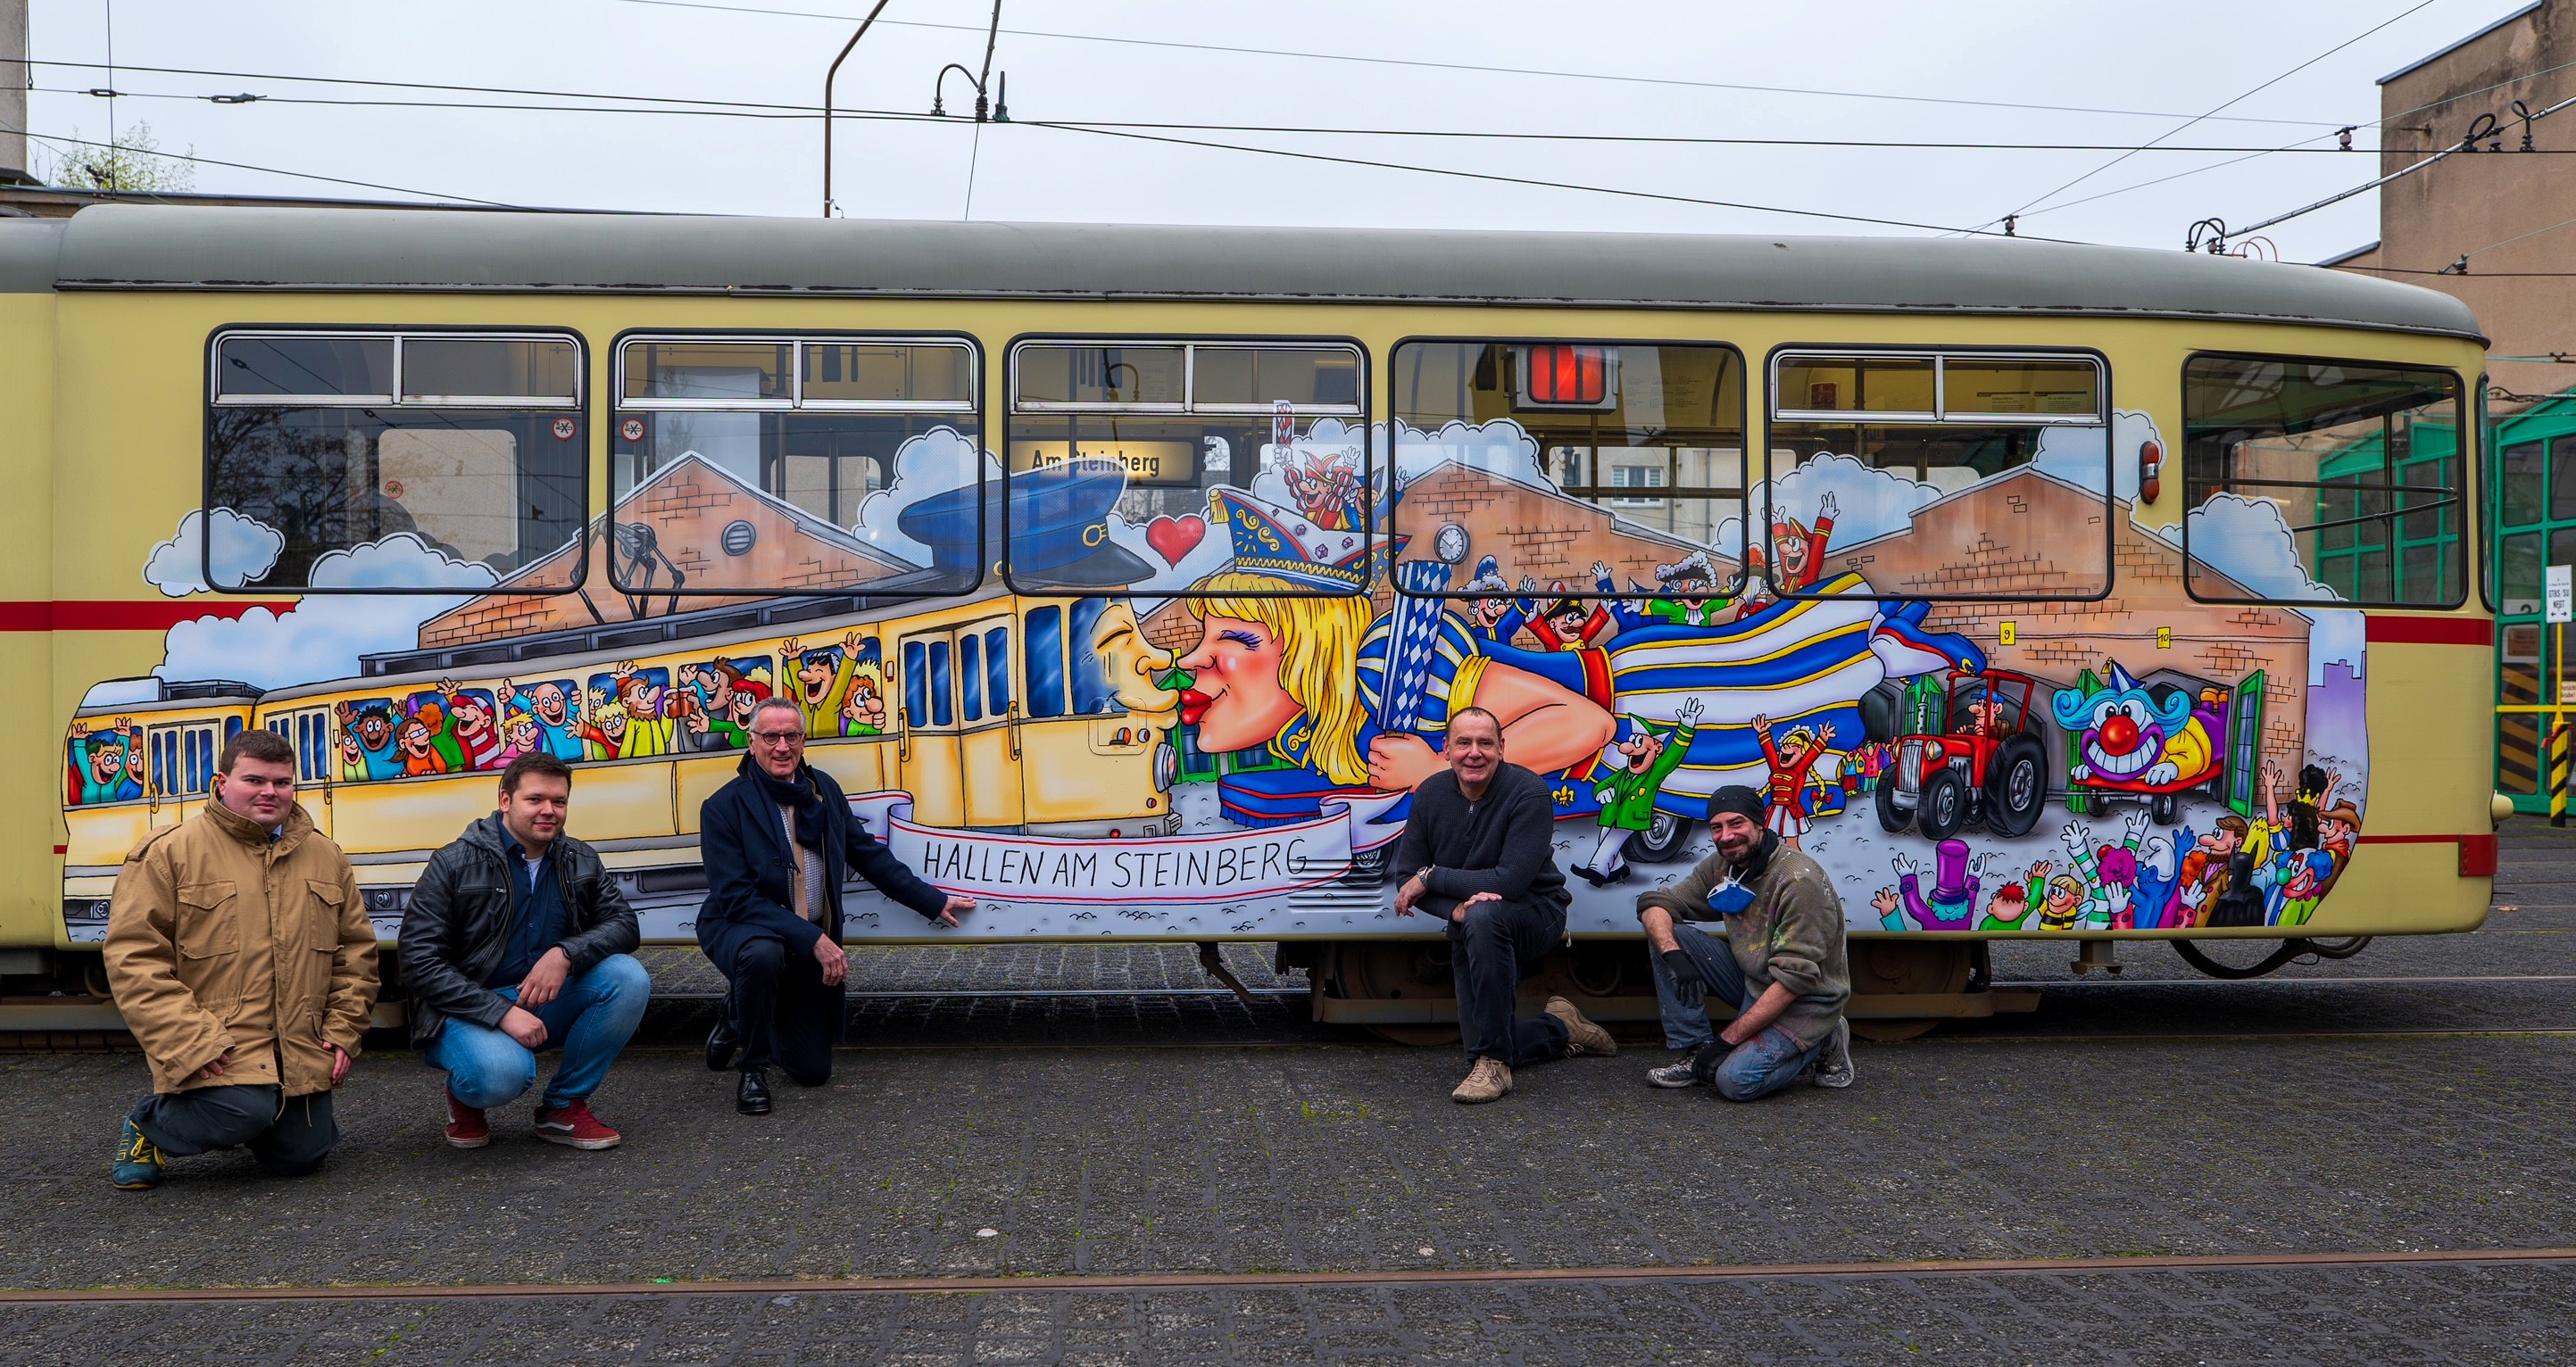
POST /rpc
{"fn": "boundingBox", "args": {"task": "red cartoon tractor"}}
[1874,667,2051,841]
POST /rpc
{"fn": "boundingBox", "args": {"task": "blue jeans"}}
[1647,923,1821,1102]
[430,954,649,1110]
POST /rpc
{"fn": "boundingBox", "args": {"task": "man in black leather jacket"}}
[402,753,645,1150]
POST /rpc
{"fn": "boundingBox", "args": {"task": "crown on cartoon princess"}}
[1209,488,1377,592]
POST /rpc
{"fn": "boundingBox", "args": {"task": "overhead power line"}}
[594,0,2364,129]
[4,122,524,206]
[1986,0,2447,229]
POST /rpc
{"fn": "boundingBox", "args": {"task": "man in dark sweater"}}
[1389,707,1616,1103]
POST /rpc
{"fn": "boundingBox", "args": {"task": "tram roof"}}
[0,205,2487,342]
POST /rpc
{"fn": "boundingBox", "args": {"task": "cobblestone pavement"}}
[4,823,2573,1363]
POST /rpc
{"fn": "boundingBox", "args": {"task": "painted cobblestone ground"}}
[4,822,2572,1363]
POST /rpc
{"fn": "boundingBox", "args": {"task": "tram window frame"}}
[203,324,590,596]
[610,329,985,599]
[1388,336,1754,602]
[2181,351,2468,610]
[1001,335,1373,600]
[1765,344,2115,603]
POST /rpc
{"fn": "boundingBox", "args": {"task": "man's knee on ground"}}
[782,1063,833,1088]
[253,1151,330,1178]
[163,1086,289,1147]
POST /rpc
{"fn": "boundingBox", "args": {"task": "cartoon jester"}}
[1577,696,1702,887]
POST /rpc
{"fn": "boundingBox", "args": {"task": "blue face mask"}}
[1707,874,1756,915]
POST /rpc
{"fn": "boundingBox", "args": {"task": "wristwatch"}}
[1414,865,1436,888]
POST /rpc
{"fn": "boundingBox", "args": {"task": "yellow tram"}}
[3,205,2504,1036]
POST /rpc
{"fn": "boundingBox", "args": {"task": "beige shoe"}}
[1450,1056,1513,1104]
[1546,995,1618,1057]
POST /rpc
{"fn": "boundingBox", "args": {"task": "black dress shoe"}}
[736,1068,773,1115]
[704,1016,741,1073]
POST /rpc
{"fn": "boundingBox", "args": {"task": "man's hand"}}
[1394,872,1426,915]
[517,946,571,1007]
[1659,949,1706,1009]
[811,935,849,987]
[500,1007,549,1048]
[194,1047,234,1081]
[933,896,975,928]
[1452,890,1500,924]
[328,1042,353,1087]
[1366,733,1445,791]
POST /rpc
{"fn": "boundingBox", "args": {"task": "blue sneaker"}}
[112,1118,164,1189]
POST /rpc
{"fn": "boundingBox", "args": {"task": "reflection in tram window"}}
[927,641,953,726]
[983,626,1012,717]
[961,633,986,723]
[1068,599,1116,715]
[902,640,928,729]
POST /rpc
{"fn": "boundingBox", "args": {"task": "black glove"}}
[1660,949,1707,1010]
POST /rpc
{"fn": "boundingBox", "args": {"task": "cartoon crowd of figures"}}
[1868,763,2359,933]
[65,635,898,799]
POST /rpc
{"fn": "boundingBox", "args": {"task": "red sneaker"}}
[445,1092,490,1149]
[533,1099,622,1150]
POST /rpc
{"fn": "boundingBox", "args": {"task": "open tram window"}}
[1766,348,2110,601]
[1004,339,1368,597]
[613,335,982,597]
[205,329,586,592]
[1390,340,1747,622]
[2181,355,2464,608]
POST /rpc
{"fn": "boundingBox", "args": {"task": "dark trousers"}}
[1445,895,1571,1066]
[129,1084,338,1177]
[727,936,836,1085]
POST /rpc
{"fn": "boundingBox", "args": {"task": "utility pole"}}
[0,0,29,185]
[820,0,893,219]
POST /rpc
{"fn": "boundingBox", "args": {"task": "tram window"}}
[2182,354,2464,608]
[902,640,928,728]
[1391,340,1748,603]
[1005,340,1369,597]
[1068,599,1114,715]
[960,633,985,723]
[1024,606,1067,719]
[984,626,1012,716]
[927,641,954,726]
[613,336,981,598]
[2502,440,2544,526]
[205,329,587,592]
[1768,349,2110,601]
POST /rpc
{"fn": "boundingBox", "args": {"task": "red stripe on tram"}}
[0,601,295,632]
[2364,615,2492,647]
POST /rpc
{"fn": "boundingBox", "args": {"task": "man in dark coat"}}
[697,697,972,1114]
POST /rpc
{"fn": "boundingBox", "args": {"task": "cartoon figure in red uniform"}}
[1281,445,1361,532]
[1749,711,1837,848]
[1525,584,1613,651]
[1747,492,1839,592]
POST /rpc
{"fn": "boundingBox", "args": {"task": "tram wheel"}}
[1847,940,1973,1042]
[1323,941,1463,1048]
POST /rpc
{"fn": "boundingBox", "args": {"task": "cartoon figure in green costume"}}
[1577,695,1702,887]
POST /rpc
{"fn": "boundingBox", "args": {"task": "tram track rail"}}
[5,1246,2573,1305]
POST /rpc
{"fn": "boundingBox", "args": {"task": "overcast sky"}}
[16,0,2545,261]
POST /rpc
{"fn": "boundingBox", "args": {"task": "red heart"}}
[1145,514,1206,567]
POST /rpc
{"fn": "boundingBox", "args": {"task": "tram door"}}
[264,708,337,838]
[896,618,1026,831]
[145,720,221,832]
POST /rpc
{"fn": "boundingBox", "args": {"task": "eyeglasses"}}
[751,730,807,746]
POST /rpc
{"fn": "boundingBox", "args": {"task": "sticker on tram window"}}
[87,347,2366,948]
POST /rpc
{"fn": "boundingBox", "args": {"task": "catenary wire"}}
[591,0,2369,129]
[1981,0,2447,229]
[31,81,2472,153]
[2,121,526,206]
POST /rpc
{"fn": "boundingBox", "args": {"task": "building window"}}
[205,329,586,592]
[2184,354,2463,608]
[612,335,980,597]
[1004,339,1369,597]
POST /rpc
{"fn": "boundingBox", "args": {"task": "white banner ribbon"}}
[843,789,1410,906]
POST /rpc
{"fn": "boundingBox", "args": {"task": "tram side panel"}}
[1,274,54,958]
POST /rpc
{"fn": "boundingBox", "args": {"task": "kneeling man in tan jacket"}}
[104,728,378,1189]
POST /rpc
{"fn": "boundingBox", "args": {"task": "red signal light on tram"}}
[1516,344,1616,410]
